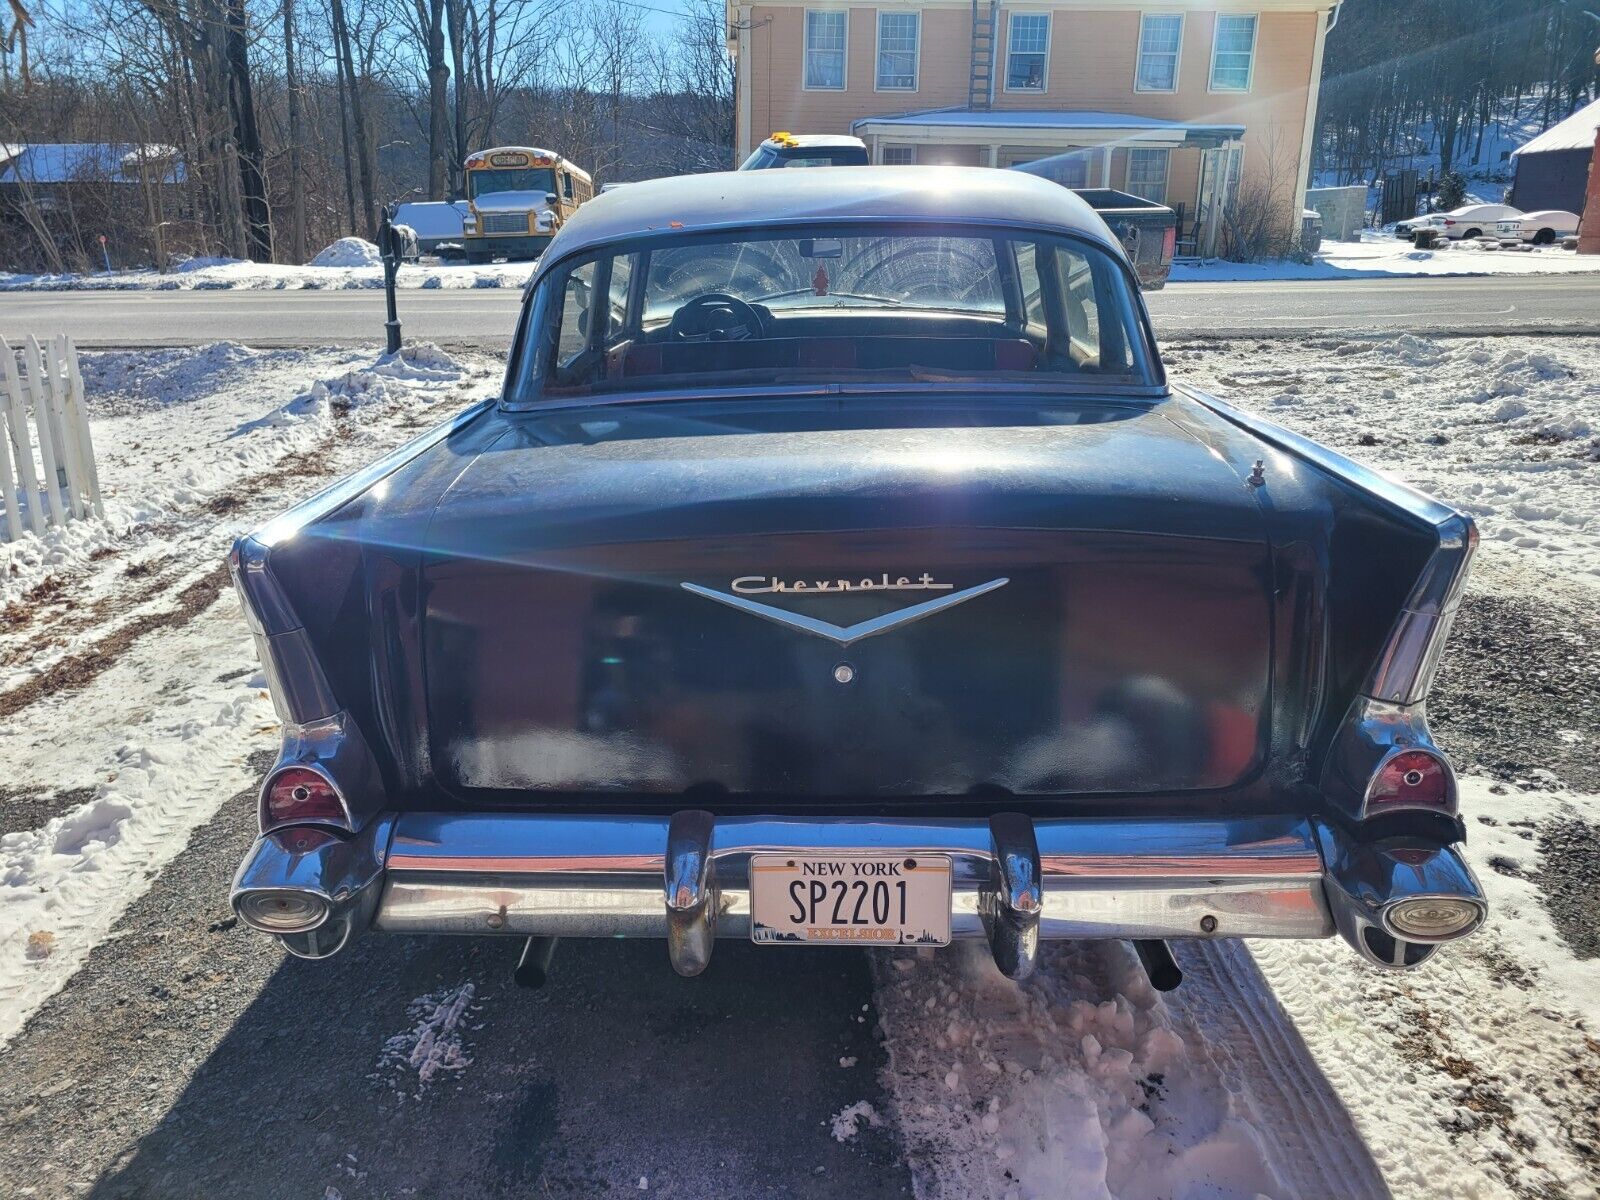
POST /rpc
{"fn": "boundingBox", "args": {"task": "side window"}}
[561,172,574,201]
[556,261,597,366]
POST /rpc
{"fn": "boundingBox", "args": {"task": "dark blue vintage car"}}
[229,168,1484,987]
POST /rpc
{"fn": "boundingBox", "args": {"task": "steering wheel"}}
[668,292,764,342]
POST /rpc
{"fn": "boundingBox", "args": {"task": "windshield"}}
[507,224,1156,403]
[469,167,557,199]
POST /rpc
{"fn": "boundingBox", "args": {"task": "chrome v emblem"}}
[680,578,1009,646]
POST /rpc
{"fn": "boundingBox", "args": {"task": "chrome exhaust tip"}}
[1315,822,1487,971]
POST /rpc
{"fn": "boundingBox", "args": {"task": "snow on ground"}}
[872,943,1321,1200]
[0,341,501,1045]
[1172,232,1600,282]
[0,243,529,292]
[1164,333,1600,1200]
[375,982,482,1096]
[1167,334,1600,581]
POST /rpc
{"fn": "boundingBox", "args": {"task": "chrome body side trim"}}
[1362,513,1476,706]
[679,578,1010,647]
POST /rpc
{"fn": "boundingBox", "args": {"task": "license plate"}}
[749,854,952,946]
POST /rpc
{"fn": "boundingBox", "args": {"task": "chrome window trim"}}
[506,220,1157,410]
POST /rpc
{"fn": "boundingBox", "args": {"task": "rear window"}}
[739,145,870,169]
[506,223,1157,403]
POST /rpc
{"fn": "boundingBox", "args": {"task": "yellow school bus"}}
[460,147,594,262]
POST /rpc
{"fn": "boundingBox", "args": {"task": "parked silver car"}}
[1396,203,1521,240]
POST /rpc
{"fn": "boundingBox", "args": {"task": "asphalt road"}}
[1,272,1597,348]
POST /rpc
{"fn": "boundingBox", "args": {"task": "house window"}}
[1209,14,1256,91]
[1126,147,1169,203]
[881,144,916,165]
[876,12,920,90]
[1135,13,1182,91]
[804,10,847,90]
[1005,14,1049,91]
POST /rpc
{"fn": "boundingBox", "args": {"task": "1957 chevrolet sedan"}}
[229,167,1485,988]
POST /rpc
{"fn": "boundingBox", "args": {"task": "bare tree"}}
[282,0,306,261]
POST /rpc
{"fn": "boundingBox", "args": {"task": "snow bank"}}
[310,237,382,268]
[873,943,1287,1200]
[1172,231,1600,282]
[0,342,478,608]
[0,255,530,292]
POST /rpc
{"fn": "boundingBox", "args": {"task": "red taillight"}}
[1442,218,1456,226]
[264,767,346,828]
[1367,750,1451,812]
[1161,224,1176,260]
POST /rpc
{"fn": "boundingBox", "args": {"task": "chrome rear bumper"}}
[230,810,1485,976]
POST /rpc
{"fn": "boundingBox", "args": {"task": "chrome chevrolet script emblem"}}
[681,573,1008,646]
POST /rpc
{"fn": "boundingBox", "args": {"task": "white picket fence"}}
[0,335,104,542]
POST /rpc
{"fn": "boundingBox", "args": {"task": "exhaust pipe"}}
[514,936,559,989]
[1316,822,1486,970]
[1133,939,1183,991]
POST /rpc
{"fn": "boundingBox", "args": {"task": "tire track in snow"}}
[0,596,272,1046]
[1165,939,1390,1200]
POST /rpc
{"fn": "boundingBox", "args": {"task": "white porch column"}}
[986,144,1000,168]
[1099,147,1112,187]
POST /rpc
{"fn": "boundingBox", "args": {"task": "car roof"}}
[532,167,1120,275]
